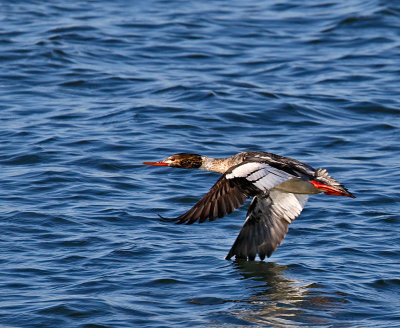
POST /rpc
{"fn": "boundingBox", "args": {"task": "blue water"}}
[1,0,399,327]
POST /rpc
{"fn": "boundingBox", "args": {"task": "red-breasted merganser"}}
[143,151,355,261]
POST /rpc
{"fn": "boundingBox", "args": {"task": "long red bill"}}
[142,161,168,166]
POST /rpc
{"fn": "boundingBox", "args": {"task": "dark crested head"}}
[143,153,203,169]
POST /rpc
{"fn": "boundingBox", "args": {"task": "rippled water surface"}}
[1,0,400,327]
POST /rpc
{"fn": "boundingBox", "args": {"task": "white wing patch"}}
[226,162,263,179]
[246,168,265,181]
[269,190,308,223]
[252,168,292,191]
[226,162,294,192]
[252,154,272,160]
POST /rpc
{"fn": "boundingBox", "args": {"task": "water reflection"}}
[230,261,348,327]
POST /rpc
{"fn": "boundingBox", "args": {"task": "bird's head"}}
[143,153,203,169]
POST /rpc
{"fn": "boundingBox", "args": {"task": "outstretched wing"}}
[174,162,294,224]
[226,190,308,261]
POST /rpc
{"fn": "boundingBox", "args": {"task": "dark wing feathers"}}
[174,161,295,225]
[175,174,249,224]
[243,151,316,178]
[226,191,308,260]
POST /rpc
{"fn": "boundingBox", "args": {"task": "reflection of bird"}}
[143,151,355,261]
[232,261,338,326]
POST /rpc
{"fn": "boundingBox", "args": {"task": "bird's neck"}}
[199,155,243,174]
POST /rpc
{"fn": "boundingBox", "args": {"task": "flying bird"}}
[143,151,355,261]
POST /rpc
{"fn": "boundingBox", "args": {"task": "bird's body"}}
[143,151,355,261]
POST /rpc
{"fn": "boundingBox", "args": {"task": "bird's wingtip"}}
[158,214,179,223]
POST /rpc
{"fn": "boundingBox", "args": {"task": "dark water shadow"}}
[228,260,348,327]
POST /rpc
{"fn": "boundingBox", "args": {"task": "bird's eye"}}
[170,157,175,161]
